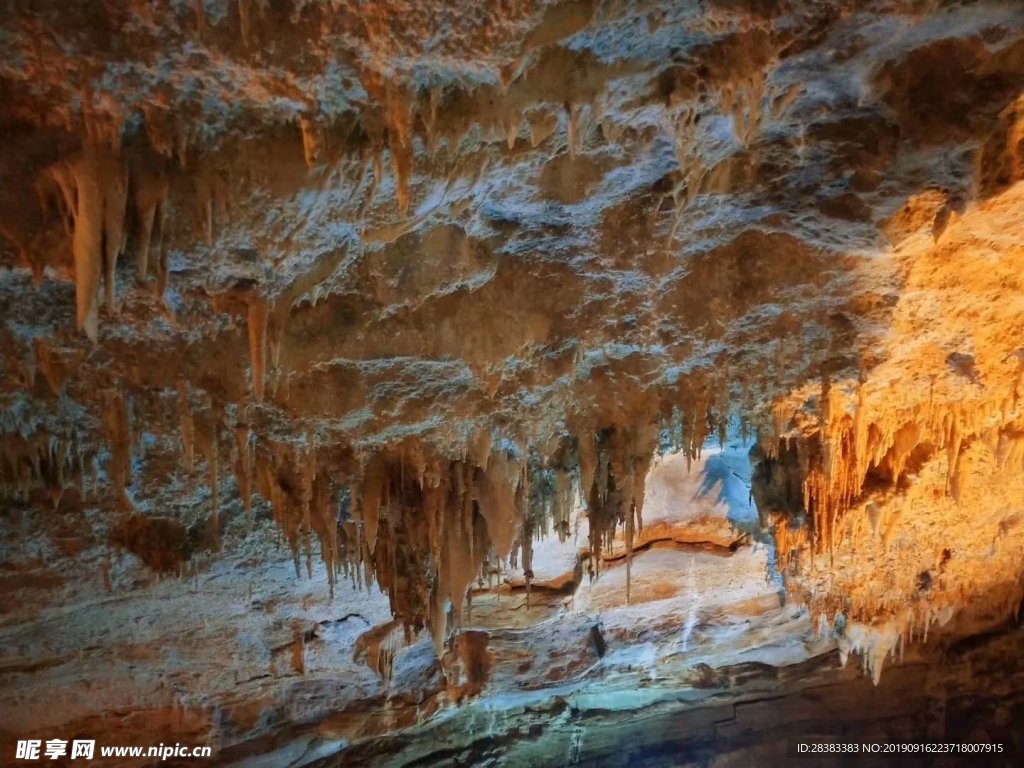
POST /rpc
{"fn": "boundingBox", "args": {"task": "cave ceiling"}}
[2,0,1024,765]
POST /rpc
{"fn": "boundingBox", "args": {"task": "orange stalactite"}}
[247,297,270,403]
[101,388,132,511]
[233,425,253,526]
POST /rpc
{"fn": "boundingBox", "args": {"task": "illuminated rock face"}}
[2,1,1024,764]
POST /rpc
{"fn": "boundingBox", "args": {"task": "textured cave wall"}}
[2,0,1024,765]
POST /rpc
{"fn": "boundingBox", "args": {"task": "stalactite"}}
[193,0,206,36]
[178,382,194,472]
[203,190,213,244]
[760,349,1024,684]
[505,113,519,149]
[360,149,383,217]
[101,388,132,510]
[354,620,407,683]
[290,626,305,675]
[210,433,220,534]
[527,109,559,148]
[566,103,581,158]
[152,207,171,304]
[42,144,129,340]
[580,422,660,598]
[0,429,78,502]
[34,339,66,396]
[360,456,386,555]
[391,143,412,217]
[298,440,316,580]
[195,409,220,536]
[132,163,169,284]
[436,461,487,651]
[101,154,128,314]
[519,484,534,609]
[421,87,441,155]
[473,450,522,558]
[841,617,914,686]
[233,425,253,526]
[266,302,289,398]
[203,417,220,536]
[238,0,252,47]
[63,161,98,338]
[309,472,337,598]
[76,433,88,500]
[577,431,595,513]
[254,441,303,578]
[299,116,319,169]
[247,297,270,403]
[552,469,573,542]
[790,391,1009,555]
[368,80,414,217]
[301,440,531,658]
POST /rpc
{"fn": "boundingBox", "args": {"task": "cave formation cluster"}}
[3,0,1024,764]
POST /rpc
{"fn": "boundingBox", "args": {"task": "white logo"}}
[44,739,68,759]
[71,740,96,759]
[15,739,95,760]
[15,740,41,760]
